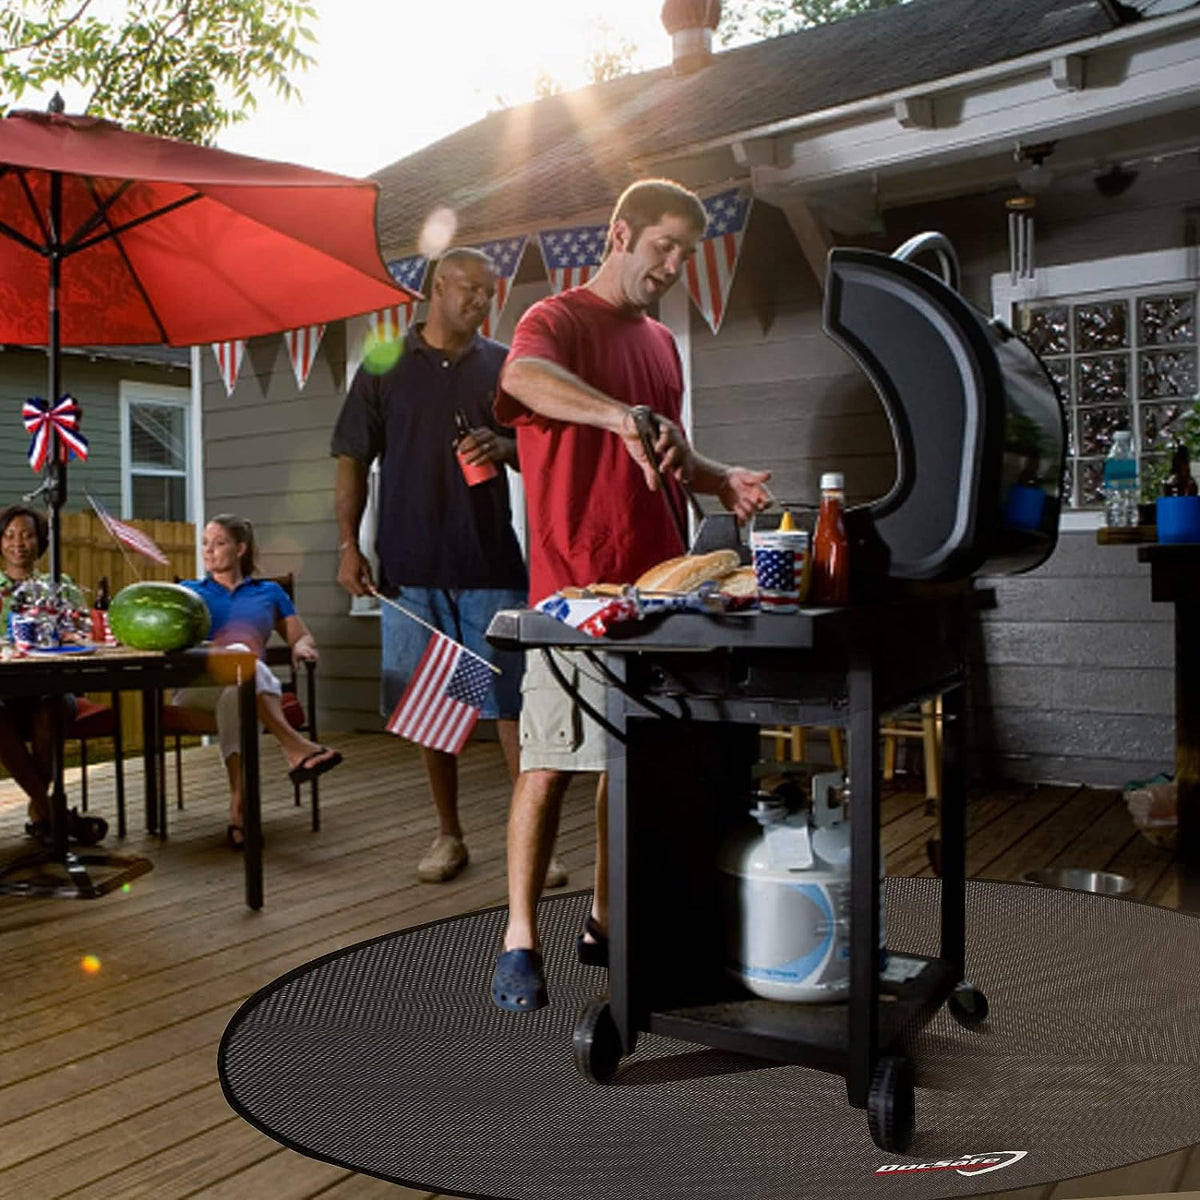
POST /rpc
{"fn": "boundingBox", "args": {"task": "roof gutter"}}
[639,5,1200,166]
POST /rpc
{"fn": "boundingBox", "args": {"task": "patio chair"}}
[157,573,321,834]
[70,692,127,837]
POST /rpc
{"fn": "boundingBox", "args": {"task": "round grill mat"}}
[219,879,1200,1199]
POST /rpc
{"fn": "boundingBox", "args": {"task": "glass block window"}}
[1016,287,1198,508]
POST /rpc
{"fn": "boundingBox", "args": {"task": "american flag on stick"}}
[86,493,170,565]
[386,629,494,754]
[684,187,754,335]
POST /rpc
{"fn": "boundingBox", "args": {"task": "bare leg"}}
[421,746,460,837]
[503,768,571,953]
[0,710,49,821]
[255,692,335,771]
[497,718,520,782]
[224,752,243,830]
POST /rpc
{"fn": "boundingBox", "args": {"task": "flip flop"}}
[576,914,609,968]
[490,948,548,1012]
[288,748,343,786]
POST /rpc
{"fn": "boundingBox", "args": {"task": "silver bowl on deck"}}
[1021,867,1133,895]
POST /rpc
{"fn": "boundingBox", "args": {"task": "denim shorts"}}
[380,587,526,721]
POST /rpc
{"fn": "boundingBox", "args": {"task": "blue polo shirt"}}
[330,324,527,593]
[183,575,295,657]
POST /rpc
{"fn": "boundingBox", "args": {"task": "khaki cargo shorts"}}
[519,647,609,773]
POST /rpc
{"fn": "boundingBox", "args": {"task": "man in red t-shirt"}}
[490,179,772,1012]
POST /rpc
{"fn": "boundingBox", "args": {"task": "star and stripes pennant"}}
[211,340,245,396]
[367,305,417,344]
[685,187,754,335]
[468,236,527,338]
[284,324,326,389]
[86,492,170,565]
[23,395,89,472]
[537,224,607,293]
[386,629,494,754]
[387,253,429,297]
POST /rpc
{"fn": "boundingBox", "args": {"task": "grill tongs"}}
[629,405,745,556]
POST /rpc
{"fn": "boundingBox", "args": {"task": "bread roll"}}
[635,549,741,592]
[716,565,758,597]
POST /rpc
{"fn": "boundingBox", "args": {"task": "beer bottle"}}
[454,408,498,486]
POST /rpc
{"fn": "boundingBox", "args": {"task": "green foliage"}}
[719,0,906,44]
[1141,400,1200,501]
[0,0,317,145]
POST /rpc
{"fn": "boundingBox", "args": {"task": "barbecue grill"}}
[488,233,1067,1153]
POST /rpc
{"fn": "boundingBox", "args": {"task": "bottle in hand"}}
[811,472,850,605]
[454,408,498,486]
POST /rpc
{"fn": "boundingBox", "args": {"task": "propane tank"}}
[718,770,884,1003]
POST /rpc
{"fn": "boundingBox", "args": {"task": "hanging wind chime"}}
[1007,142,1055,284]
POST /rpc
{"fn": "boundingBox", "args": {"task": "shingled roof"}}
[372,0,1128,251]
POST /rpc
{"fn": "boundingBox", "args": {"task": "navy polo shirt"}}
[330,324,527,592]
[183,575,295,657]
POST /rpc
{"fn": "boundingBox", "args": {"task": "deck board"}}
[0,732,1188,1200]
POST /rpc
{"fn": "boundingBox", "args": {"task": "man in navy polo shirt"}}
[332,247,566,888]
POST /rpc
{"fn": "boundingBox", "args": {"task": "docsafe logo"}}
[875,1150,1028,1178]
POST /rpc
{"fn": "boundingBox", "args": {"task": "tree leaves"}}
[719,0,905,44]
[0,0,317,144]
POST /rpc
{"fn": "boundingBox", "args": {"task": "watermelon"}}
[108,582,211,651]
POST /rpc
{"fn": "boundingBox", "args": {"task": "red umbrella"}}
[0,106,419,570]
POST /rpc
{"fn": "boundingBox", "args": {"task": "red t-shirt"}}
[496,287,688,601]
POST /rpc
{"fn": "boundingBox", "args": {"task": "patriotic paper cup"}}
[751,529,810,613]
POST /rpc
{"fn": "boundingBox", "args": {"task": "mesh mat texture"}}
[219,879,1200,1199]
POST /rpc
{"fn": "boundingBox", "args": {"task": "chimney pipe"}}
[661,0,723,76]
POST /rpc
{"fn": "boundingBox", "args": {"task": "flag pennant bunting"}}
[86,492,170,565]
[684,187,754,335]
[468,236,527,338]
[23,395,88,472]
[387,254,429,297]
[537,225,607,293]
[284,324,326,389]
[386,629,493,754]
[211,340,245,395]
[367,305,417,344]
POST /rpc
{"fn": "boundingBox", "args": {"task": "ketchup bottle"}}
[811,472,850,605]
[454,409,498,486]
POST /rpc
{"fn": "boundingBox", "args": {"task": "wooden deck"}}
[0,733,1195,1200]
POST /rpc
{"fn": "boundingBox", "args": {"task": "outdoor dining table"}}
[0,643,265,909]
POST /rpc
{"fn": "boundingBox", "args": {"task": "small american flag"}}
[86,493,170,565]
[537,225,606,293]
[386,630,493,754]
[684,187,753,335]
[468,236,527,338]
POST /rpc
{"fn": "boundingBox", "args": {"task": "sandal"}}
[66,809,107,846]
[576,915,609,968]
[490,948,548,1012]
[288,747,343,786]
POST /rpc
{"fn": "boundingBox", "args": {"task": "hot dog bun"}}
[635,549,741,593]
[717,565,758,597]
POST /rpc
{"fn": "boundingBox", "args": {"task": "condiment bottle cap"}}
[779,509,795,531]
[820,472,844,490]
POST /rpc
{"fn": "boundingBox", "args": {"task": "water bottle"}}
[1103,431,1138,527]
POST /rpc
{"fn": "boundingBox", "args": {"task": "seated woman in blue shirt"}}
[176,513,342,848]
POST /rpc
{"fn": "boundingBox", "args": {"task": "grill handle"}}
[891,232,961,292]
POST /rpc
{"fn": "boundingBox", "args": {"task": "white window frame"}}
[119,380,192,522]
[992,247,1200,530]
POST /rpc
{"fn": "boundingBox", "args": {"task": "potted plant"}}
[1139,395,1200,520]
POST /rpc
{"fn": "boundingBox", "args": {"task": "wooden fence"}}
[61,512,197,753]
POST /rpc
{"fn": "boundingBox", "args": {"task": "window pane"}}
[1140,399,1192,452]
[131,474,186,522]
[1022,305,1070,355]
[1139,294,1194,346]
[1076,354,1129,406]
[130,403,186,470]
[1079,406,1131,456]
[1075,300,1129,352]
[1140,348,1197,399]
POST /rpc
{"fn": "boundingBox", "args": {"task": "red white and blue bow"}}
[23,395,89,472]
